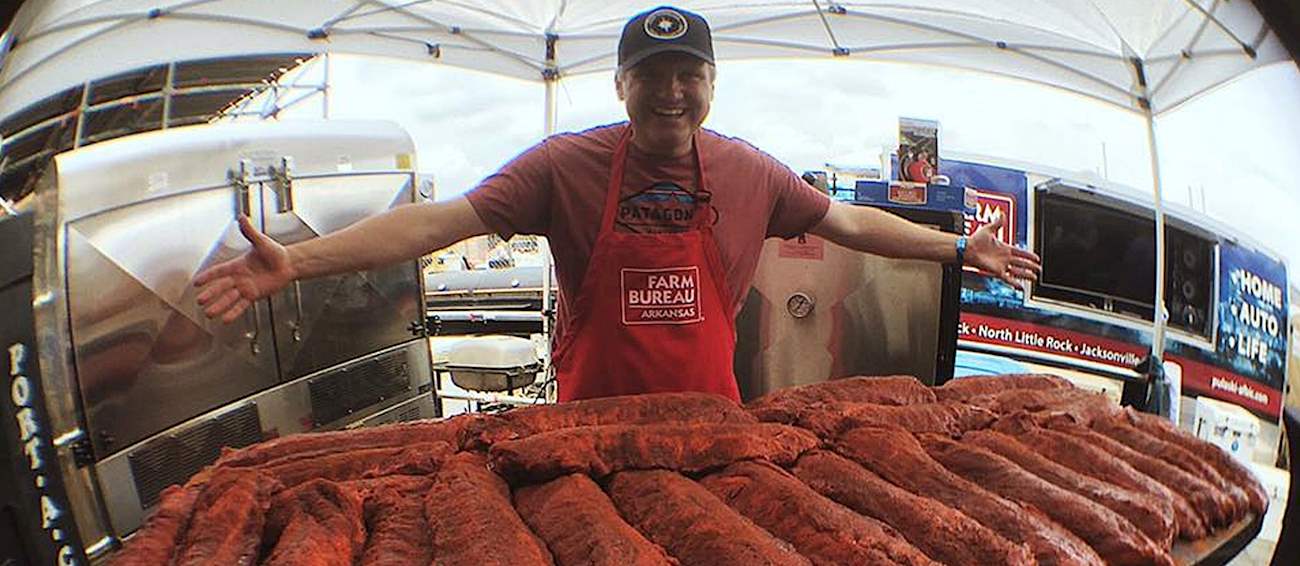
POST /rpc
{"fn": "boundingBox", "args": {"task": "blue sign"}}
[1216,241,1289,390]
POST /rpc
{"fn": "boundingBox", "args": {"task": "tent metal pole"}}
[323,51,331,119]
[1132,52,1172,419]
[541,35,559,399]
[1146,107,1168,363]
[544,77,557,136]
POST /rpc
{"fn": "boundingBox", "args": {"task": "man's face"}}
[616,52,715,157]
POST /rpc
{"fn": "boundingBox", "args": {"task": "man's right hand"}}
[195,216,295,323]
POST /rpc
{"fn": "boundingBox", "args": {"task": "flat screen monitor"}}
[1033,191,1216,337]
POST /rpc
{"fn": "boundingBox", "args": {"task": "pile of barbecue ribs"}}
[109,374,1268,566]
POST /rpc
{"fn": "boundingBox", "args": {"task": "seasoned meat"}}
[963,429,1176,549]
[514,474,677,566]
[1091,414,1250,520]
[263,441,453,489]
[261,479,365,566]
[425,452,554,565]
[796,400,996,439]
[1045,419,1238,529]
[993,414,1209,540]
[107,486,200,566]
[934,373,1074,401]
[792,450,1034,566]
[359,486,432,566]
[965,387,1120,424]
[921,434,1174,566]
[700,460,938,566]
[488,423,818,484]
[502,392,754,436]
[834,426,1104,566]
[174,469,276,566]
[215,414,508,468]
[1120,407,1268,514]
[746,376,936,423]
[606,469,811,566]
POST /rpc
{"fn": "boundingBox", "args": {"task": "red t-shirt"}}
[466,122,831,326]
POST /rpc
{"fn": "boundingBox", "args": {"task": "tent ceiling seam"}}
[360,30,543,70]
[1176,0,1250,51]
[20,0,221,43]
[834,9,1116,60]
[1151,0,1225,99]
[838,2,1122,54]
[1145,46,1253,65]
[825,10,1132,96]
[0,17,142,100]
[1250,23,1269,50]
[811,1,846,54]
[349,2,541,71]
[1082,0,1135,56]
[411,0,538,32]
[319,1,370,29]
[334,25,542,40]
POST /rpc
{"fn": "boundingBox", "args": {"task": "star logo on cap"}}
[644,9,687,40]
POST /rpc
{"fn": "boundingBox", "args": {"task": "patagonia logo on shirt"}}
[620,266,704,325]
[617,182,707,233]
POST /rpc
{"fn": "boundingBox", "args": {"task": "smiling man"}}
[195,5,1040,403]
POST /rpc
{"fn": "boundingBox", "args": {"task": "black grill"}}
[308,351,411,427]
[128,403,262,508]
[395,404,421,422]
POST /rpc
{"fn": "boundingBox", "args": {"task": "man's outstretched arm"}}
[808,200,1040,285]
[195,197,489,322]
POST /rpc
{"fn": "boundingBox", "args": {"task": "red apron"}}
[553,128,740,402]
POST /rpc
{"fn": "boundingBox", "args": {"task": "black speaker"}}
[1164,227,1213,336]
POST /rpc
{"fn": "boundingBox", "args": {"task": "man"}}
[196,6,1040,403]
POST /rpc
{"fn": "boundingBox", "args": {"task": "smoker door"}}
[734,207,961,400]
[66,185,280,457]
[262,172,424,381]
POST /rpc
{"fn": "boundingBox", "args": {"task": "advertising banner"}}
[958,312,1284,418]
[1216,241,1289,391]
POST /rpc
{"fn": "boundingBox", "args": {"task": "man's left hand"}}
[966,212,1041,287]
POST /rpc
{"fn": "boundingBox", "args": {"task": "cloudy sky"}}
[282,54,1300,297]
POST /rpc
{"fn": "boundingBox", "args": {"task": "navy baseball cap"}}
[618,6,715,70]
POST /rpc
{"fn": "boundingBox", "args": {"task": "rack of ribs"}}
[261,479,365,566]
[1091,414,1251,518]
[1118,407,1268,514]
[964,388,1120,424]
[962,429,1176,549]
[934,374,1074,401]
[106,485,200,566]
[358,484,433,566]
[513,473,678,566]
[700,460,939,566]
[834,426,1104,566]
[215,414,505,468]
[488,423,818,484]
[920,434,1174,566]
[500,392,756,437]
[993,415,1209,539]
[746,376,936,423]
[1044,419,1238,528]
[424,452,554,566]
[173,468,276,566]
[796,401,997,439]
[606,469,811,566]
[791,450,1034,566]
[263,441,453,489]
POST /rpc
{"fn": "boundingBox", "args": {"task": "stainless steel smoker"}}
[734,183,964,400]
[19,120,435,558]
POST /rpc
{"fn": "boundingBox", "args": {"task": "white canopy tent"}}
[0,0,1291,393]
[0,1,1287,119]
